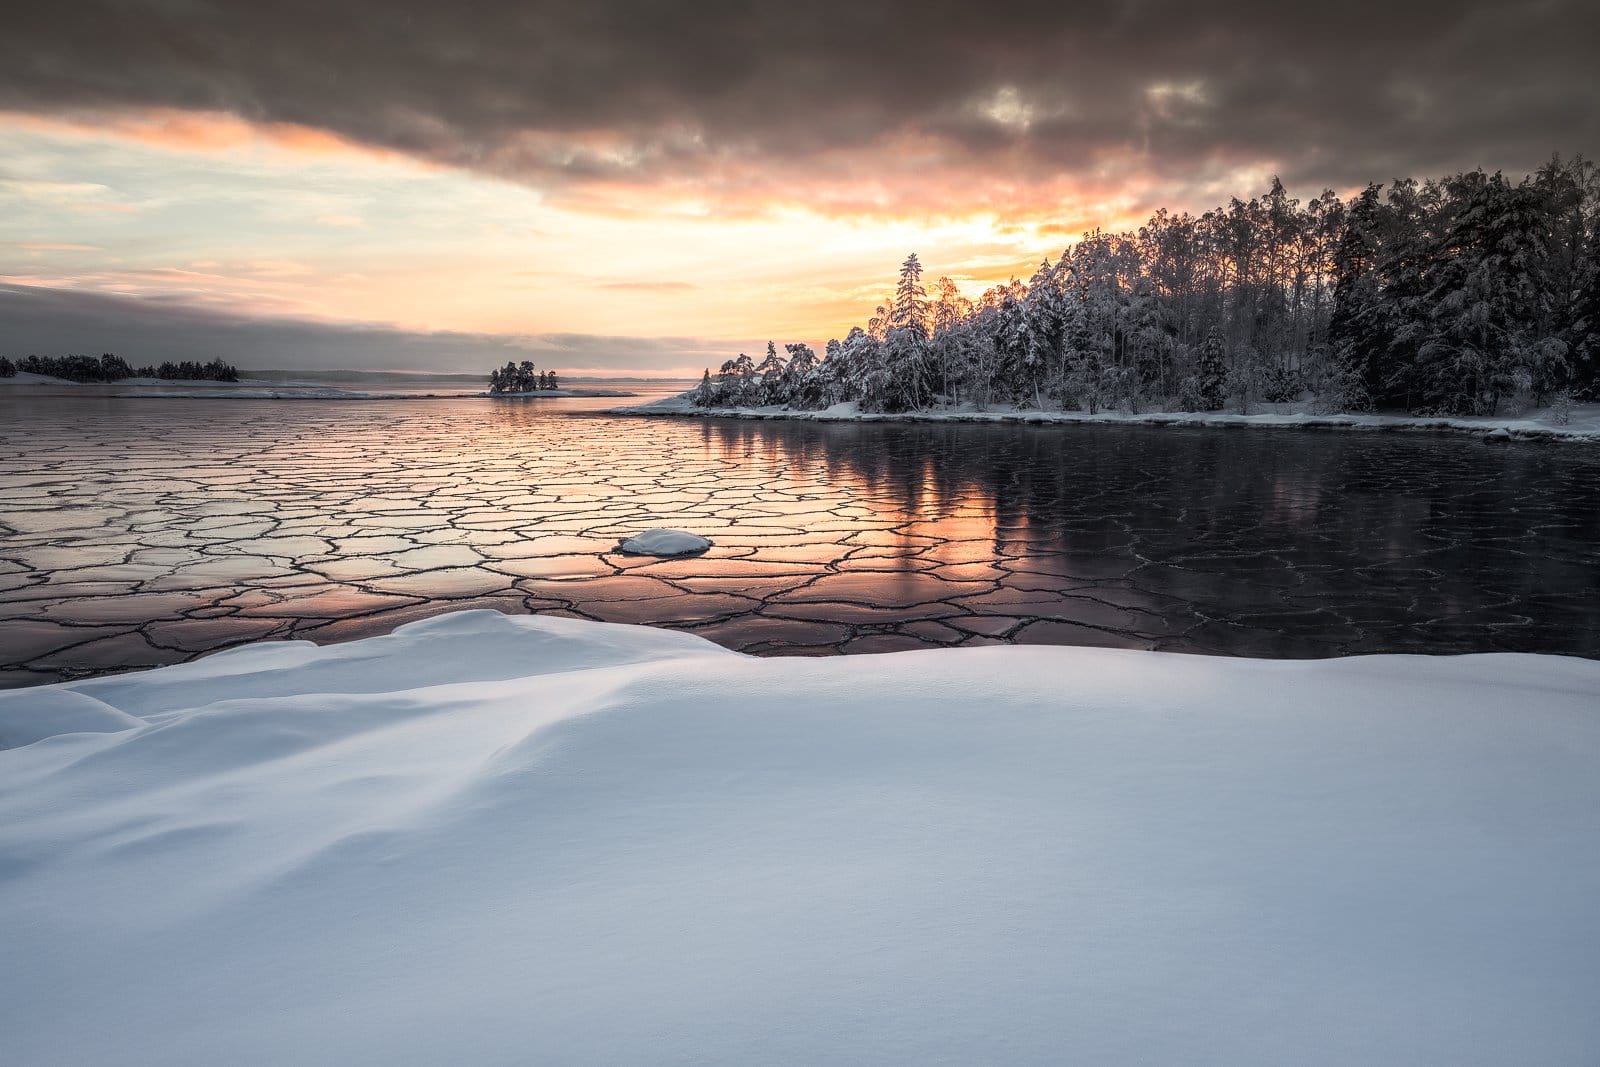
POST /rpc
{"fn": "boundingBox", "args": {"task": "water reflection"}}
[1,393,1596,687]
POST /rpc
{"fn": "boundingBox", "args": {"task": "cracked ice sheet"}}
[2,395,1599,688]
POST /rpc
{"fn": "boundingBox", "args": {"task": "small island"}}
[483,361,638,399]
[487,360,559,394]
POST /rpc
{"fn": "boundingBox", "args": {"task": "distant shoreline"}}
[609,394,1600,444]
[0,373,635,400]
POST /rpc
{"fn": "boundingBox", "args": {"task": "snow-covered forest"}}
[0,354,239,383]
[694,157,1598,418]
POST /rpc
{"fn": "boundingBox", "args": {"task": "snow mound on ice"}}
[1,609,1597,1065]
[615,527,713,556]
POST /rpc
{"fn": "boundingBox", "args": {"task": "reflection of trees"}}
[692,419,1600,590]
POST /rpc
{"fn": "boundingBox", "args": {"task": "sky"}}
[1,1,1594,376]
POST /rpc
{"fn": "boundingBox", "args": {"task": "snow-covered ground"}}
[617,393,1600,442]
[2,610,1596,1064]
[0,370,90,387]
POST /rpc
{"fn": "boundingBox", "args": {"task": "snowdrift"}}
[2,610,1597,1065]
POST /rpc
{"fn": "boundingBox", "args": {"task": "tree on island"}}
[691,154,1599,417]
[487,360,560,394]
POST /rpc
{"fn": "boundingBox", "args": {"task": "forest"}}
[0,354,240,383]
[694,157,1598,419]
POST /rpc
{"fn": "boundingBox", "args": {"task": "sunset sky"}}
[2,1,1594,376]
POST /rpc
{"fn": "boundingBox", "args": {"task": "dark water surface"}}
[2,393,1597,687]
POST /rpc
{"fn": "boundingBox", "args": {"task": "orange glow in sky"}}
[0,108,1286,374]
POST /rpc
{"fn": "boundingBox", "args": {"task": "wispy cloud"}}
[595,280,698,292]
[12,242,101,251]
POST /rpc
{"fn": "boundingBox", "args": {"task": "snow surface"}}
[615,527,714,556]
[2,610,1598,1065]
[616,394,1600,442]
[0,371,71,386]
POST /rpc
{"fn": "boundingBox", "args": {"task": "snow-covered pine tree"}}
[755,341,787,405]
[782,343,820,408]
[1023,258,1065,409]
[930,276,972,403]
[890,253,929,341]
[1195,326,1227,411]
[1413,172,1560,414]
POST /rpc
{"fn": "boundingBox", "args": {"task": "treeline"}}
[695,156,1598,417]
[488,360,560,393]
[0,354,240,383]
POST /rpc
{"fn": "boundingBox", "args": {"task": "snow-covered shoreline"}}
[612,393,1600,442]
[2,610,1597,1064]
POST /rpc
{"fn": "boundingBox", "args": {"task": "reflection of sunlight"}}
[5,394,1592,664]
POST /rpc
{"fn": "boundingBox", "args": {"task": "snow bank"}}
[0,371,72,386]
[2,610,1597,1065]
[612,395,1600,443]
[0,688,144,748]
[615,527,714,556]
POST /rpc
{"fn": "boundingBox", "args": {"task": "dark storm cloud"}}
[0,284,730,372]
[2,1,1593,199]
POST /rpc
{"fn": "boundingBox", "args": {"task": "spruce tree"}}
[1196,327,1227,411]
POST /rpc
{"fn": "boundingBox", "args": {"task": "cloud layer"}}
[5,1,1593,211]
[3,3,1592,370]
[0,283,733,374]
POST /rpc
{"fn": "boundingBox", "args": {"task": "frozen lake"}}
[2,391,1598,687]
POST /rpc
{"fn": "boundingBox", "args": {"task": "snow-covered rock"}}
[615,527,713,556]
[1,611,1597,1064]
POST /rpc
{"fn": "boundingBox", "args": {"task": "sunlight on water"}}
[2,393,1597,686]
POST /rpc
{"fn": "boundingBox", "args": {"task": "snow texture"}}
[615,527,713,555]
[0,371,71,386]
[616,394,1600,443]
[1,610,1597,1065]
